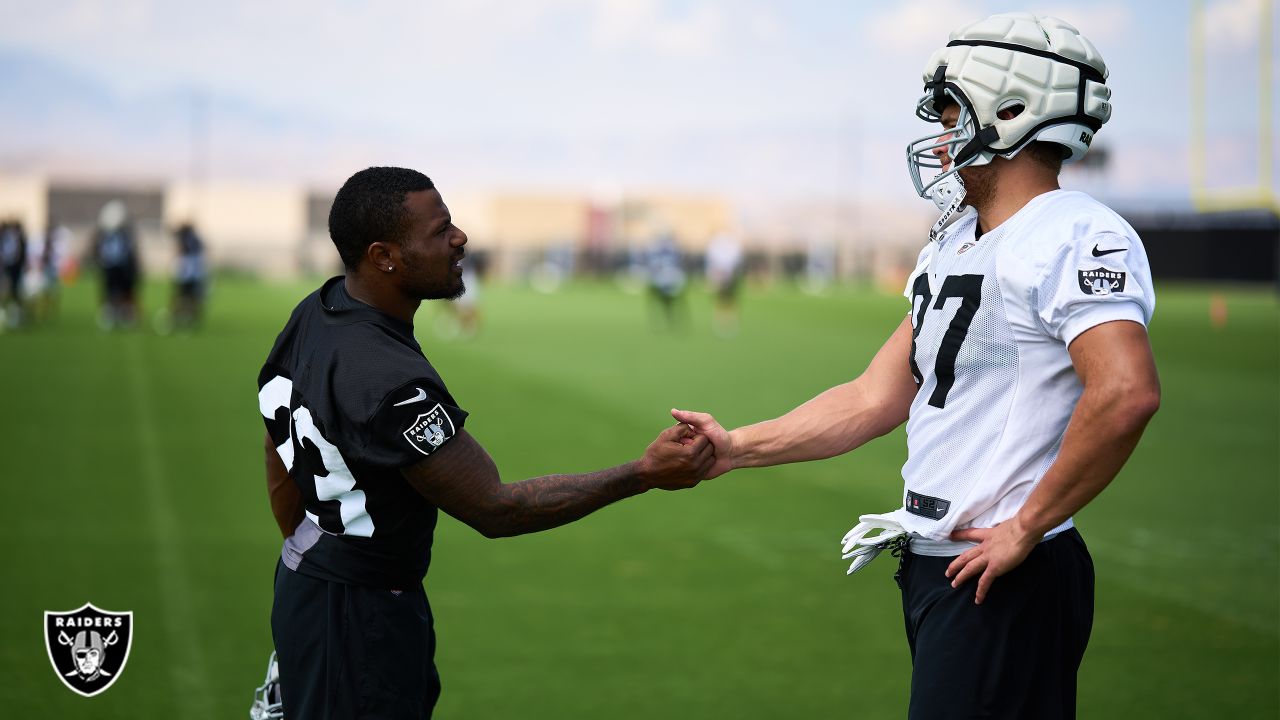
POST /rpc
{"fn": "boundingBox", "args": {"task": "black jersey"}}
[257,276,467,589]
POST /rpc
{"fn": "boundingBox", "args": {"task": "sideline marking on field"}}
[127,338,214,718]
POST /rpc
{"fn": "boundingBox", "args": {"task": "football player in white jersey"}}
[673,13,1160,718]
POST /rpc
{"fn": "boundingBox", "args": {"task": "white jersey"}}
[705,232,743,285]
[887,190,1155,542]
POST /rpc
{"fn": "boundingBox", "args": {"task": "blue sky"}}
[0,0,1274,205]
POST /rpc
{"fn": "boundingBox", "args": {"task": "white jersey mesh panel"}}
[889,190,1155,541]
[900,211,1020,538]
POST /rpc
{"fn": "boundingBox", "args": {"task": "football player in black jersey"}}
[258,167,715,719]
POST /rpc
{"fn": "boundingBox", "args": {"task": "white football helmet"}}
[248,651,284,720]
[906,13,1112,223]
[97,200,127,233]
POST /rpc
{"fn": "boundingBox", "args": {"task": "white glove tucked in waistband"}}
[840,513,910,576]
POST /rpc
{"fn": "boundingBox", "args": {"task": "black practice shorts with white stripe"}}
[898,528,1095,720]
[271,560,440,719]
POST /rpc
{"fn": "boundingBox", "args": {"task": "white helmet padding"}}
[907,13,1112,200]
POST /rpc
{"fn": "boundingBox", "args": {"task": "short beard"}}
[415,278,465,302]
[439,281,466,302]
[399,246,466,300]
[957,162,997,212]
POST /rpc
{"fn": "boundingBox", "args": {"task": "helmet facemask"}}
[907,86,987,241]
[906,87,988,202]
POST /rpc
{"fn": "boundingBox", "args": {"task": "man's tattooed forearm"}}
[485,465,644,537]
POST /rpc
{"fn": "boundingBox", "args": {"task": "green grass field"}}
[1,276,1276,718]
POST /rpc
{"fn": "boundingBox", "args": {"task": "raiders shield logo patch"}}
[44,602,133,697]
[1078,267,1127,296]
[403,403,456,456]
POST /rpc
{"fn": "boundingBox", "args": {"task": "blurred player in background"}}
[258,166,714,719]
[22,222,65,323]
[646,229,687,330]
[705,227,744,337]
[673,13,1160,719]
[435,263,481,340]
[171,222,208,330]
[0,220,27,329]
[92,200,140,330]
[40,222,72,321]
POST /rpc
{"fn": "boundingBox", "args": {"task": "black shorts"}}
[713,275,741,302]
[103,268,136,302]
[271,561,440,719]
[177,279,205,299]
[898,528,1094,720]
[3,265,20,297]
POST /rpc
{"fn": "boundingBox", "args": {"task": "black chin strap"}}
[955,125,1001,165]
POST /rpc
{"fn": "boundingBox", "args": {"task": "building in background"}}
[0,173,1275,287]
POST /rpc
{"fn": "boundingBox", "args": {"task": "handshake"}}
[633,409,733,491]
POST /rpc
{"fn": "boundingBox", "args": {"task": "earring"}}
[386,265,394,272]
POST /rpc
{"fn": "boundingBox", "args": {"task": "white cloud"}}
[589,0,660,49]
[863,0,982,58]
[865,2,1135,59]
[1034,4,1134,46]
[587,0,727,58]
[651,4,726,57]
[745,6,784,44]
[1203,0,1264,46]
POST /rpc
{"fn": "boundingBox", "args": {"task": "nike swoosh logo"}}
[392,387,428,407]
[1092,245,1126,257]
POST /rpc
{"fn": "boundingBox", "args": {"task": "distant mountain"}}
[0,46,391,182]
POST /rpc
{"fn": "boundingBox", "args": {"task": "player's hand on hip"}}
[944,519,1040,605]
[637,423,715,490]
[670,408,733,479]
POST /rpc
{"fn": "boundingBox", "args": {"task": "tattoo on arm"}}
[402,430,646,538]
[490,466,644,537]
